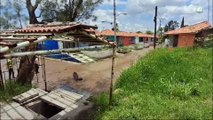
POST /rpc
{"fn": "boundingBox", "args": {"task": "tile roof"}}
[165,21,211,35]
[15,23,97,33]
[12,23,115,46]
[98,29,157,38]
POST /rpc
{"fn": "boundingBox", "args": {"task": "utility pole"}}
[208,0,210,22]
[154,6,157,49]
[109,0,116,106]
[212,0,213,25]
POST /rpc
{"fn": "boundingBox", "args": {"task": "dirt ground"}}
[33,47,153,95]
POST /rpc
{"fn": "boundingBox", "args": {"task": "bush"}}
[0,81,31,102]
[117,46,132,54]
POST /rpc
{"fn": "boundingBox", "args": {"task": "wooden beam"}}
[1,45,106,59]
[76,31,115,46]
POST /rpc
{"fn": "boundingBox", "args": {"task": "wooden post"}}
[41,42,47,91]
[154,6,158,49]
[109,45,115,105]
[0,60,4,90]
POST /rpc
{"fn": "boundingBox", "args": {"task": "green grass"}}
[0,81,31,102]
[95,47,212,119]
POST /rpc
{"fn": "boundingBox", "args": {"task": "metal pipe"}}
[2,45,106,58]
[0,36,47,53]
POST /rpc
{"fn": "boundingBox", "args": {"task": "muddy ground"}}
[33,47,153,96]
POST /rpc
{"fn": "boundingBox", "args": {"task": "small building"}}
[98,30,156,46]
[165,21,212,47]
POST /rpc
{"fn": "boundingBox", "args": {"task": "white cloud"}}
[88,0,212,32]
[102,0,127,5]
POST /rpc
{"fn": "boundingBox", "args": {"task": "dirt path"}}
[33,47,153,95]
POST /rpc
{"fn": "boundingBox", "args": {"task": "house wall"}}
[135,37,140,44]
[123,37,130,46]
[58,41,63,49]
[79,42,90,47]
[178,34,195,47]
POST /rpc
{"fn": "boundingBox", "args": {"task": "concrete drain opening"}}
[27,100,64,119]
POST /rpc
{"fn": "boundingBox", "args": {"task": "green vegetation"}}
[0,81,31,102]
[117,46,132,54]
[95,47,212,119]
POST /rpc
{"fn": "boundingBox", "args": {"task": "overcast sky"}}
[87,0,213,32]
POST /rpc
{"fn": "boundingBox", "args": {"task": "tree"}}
[13,0,27,28]
[16,0,103,85]
[0,0,27,29]
[41,0,103,22]
[0,1,15,29]
[157,27,164,37]
[164,20,179,32]
[145,30,153,35]
[26,0,41,24]
[180,17,184,28]
[136,31,143,33]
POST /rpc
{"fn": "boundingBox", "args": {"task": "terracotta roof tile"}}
[15,24,81,33]
[165,21,211,35]
[98,29,157,38]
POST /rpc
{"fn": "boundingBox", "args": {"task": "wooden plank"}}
[54,90,79,102]
[10,102,19,108]
[47,93,74,106]
[13,91,39,103]
[7,108,23,119]
[56,89,83,100]
[41,96,67,109]
[58,111,66,116]
[16,106,34,119]
[51,91,76,103]
[1,112,11,120]
[3,105,12,111]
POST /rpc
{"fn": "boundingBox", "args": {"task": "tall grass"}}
[0,81,31,102]
[95,47,212,119]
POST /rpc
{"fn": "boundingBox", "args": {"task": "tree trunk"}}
[16,0,40,85]
[16,56,36,85]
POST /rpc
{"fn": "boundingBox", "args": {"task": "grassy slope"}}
[95,48,212,119]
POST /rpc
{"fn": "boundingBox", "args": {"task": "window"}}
[139,37,143,42]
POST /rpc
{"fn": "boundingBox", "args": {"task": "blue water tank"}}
[37,40,59,50]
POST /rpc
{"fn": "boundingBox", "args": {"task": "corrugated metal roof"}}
[165,21,211,35]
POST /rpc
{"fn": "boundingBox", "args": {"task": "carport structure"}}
[0,22,116,95]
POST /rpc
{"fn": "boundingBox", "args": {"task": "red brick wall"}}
[177,34,195,47]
